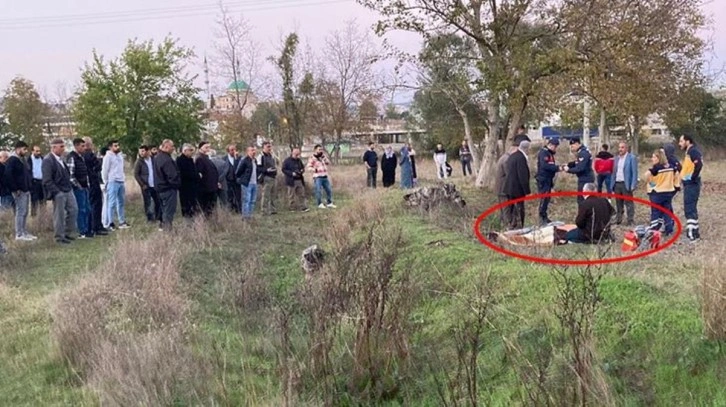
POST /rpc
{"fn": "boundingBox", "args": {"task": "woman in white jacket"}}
[433,144,448,179]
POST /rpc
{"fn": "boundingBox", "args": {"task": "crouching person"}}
[565,183,615,244]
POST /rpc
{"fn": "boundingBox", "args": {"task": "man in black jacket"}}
[235,145,261,219]
[177,144,199,218]
[4,141,35,241]
[362,142,378,188]
[154,139,181,231]
[0,151,13,211]
[282,148,308,212]
[258,141,278,215]
[502,139,532,229]
[42,138,79,244]
[223,144,241,213]
[565,183,615,244]
[82,137,108,236]
[196,141,220,217]
[67,138,92,238]
[134,145,161,223]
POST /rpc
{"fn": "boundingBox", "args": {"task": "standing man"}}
[177,144,199,219]
[282,148,309,212]
[257,141,278,215]
[235,145,261,219]
[42,138,79,244]
[679,133,703,242]
[67,138,92,238]
[433,143,448,180]
[101,140,130,230]
[196,141,220,217]
[134,145,161,223]
[362,142,378,188]
[28,145,45,216]
[223,144,241,213]
[503,139,532,229]
[495,139,520,226]
[609,142,638,226]
[210,151,229,208]
[82,137,108,236]
[0,151,13,211]
[154,139,181,231]
[564,138,595,207]
[4,141,35,241]
[594,144,615,194]
[307,144,336,209]
[535,138,561,225]
[459,140,473,177]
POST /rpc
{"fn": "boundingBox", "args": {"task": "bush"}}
[50,234,208,405]
[701,256,726,341]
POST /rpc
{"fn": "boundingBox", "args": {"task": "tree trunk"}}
[457,108,480,176]
[475,96,500,190]
[599,108,609,146]
[583,98,591,148]
[629,115,640,156]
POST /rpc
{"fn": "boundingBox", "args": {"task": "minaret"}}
[203,54,211,110]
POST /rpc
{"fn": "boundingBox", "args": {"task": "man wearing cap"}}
[535,138,561,224]
[42,138,79,244]
[503,138,532,229]
[563,137,595,206]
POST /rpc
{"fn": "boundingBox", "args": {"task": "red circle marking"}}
[473,191,683,266]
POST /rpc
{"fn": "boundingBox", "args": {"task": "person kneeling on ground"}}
[565,182,615,244]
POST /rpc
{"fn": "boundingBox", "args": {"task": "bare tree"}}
[212,2,263,123]
[314,19,381,161]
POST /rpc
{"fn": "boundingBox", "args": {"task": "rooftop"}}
[228,80,250,91]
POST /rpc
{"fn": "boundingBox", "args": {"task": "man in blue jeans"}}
[67,138,93,238]
[101,140,130,230]
[235,145,261,219]
[307,144,336,209]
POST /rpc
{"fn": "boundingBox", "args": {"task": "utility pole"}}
[583,97,591,148]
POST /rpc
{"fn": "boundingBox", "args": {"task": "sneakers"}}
[118,223,131,229]
[326,203,337,208]
[23,233,38,240]
[301,207,310,212]
[318,204,326,209]
[15,235,34,242]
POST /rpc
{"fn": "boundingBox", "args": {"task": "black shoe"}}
[64,235,76,241]
[96,230,109,236]
[56,238,71,244]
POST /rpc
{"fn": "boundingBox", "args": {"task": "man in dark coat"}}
[564,137,595,207]
[42,138,79,244]
[502,139,532,229]
[82,137,108,236]
[381,146,397,187]
[154,139,181,231]
[222,144,241,213]
[134,145,161,223]
[195,141,220,217]
[565,183,615,243]
[176,144,199,218]
[362,142,378,188]
[282,148,308,212]
[235,145,261,219]
[4,141,34,240]
[535,138,561,225]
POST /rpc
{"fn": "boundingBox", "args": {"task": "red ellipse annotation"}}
[473,191,682,266]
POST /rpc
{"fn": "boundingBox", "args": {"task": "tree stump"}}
[301,245,325,280]
[403,183,467,211]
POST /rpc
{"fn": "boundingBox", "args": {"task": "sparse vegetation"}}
[1,158,726,405]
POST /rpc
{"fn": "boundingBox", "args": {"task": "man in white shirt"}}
[101,140,130,230]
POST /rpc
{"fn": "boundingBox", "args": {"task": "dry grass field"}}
[1,148,725,406]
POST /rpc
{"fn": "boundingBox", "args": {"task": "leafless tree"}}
[314,19,382,161]
[212,2,263,119]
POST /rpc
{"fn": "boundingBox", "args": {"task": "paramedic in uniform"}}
[535,137,561,225]
[563,137,594,207]
[678,133,703,242]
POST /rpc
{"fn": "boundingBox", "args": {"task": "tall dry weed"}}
[700,255,726,341]
[51,232,208,405]
[298,197,417,403]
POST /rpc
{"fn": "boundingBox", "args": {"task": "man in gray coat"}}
[42,138,79,244]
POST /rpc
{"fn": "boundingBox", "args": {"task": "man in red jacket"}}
[594,144,614,194]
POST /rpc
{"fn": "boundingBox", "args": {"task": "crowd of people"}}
[0,130,705,254]
[0,137,344,251]
[495,126,703,244]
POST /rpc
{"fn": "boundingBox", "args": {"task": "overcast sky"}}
[1,0,724,102]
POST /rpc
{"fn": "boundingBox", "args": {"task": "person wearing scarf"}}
[399,145,414,189]
[381,146,397,188]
